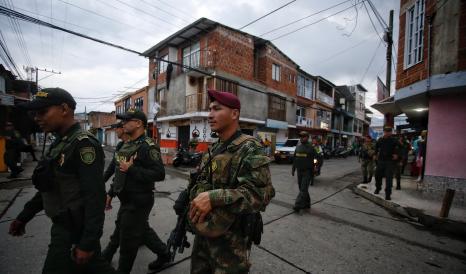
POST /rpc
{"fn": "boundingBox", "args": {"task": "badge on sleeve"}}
[80,147,96,164]
[149,148,161,161]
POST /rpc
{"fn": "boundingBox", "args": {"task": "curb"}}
[353,185,466,240]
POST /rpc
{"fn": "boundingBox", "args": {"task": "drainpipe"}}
[426,14,435,91]
[154,52,160,143]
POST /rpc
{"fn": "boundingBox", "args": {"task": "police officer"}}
[292,131,317,211]
[112,109,170,273]
[359,135,376,184]
[311,136,324,176]
[375,126,399,200]
[3,122,24,179]
[101,121,127,262]
[8,88,117,273]
[188,89,275,274]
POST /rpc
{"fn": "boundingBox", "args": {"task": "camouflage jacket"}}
[189,132,275,214]
[360,142,376,161]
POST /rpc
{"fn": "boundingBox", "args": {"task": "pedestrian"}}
[8,88,117,273]
[187,89,275,274]
[292,131,317,211]
[374,126,400,200]
[394,135,409,189]
[417,130,428,182]
[359,135,376,184]
[113,109,170,273]
[311,136,323,176]
[3,122,24,179]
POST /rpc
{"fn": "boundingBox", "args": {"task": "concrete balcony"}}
[183,50,216,77]
[317,92,334,107]
[186,92,209,113]
[296,116,313,128]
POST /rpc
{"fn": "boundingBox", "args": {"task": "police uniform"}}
[292,132,316,210]
[360,140,376,184]
[13,88,116,274]
[375,127,400,200]
[113,110,169,274]
[188,90,275,274]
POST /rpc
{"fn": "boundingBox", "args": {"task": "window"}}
[123,98,131,112]
[405,0,425,68]
[134,97,144,111]
[158,54,168,74]
[215,79,238,95]
[268,94,286,121]
[183,42,200,70]
[272,64,281,81]
[297,76,314,99]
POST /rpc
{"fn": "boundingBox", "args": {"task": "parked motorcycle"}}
[172,147,203,167]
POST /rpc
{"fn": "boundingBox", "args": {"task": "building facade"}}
[394,0,466,205]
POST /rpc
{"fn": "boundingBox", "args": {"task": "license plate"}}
[280,155,287,159]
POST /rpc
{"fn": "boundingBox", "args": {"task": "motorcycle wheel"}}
[173,158,181,167]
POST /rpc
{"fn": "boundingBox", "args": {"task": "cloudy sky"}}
[1,0,399,116]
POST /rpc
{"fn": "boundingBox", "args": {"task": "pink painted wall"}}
[425,92,466,179]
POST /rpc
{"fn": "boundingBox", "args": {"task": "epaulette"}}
[144,137,156,146]
[231,134,259,146]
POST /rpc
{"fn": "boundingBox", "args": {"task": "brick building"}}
[379,0,466,205]
[87,111,116,144]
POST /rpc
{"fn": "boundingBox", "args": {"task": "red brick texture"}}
[396,0,436,90]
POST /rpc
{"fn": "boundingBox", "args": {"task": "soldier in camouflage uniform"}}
[9,88,117,274]
[359,135,376,184]
[111,109,170,273]
[188,89,275,274]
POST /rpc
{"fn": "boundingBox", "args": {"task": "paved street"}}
[1,156,465,273]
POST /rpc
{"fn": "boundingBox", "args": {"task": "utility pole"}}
[24,66,61,91]
[384,10,394,128]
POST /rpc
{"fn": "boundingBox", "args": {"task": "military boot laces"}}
[148,252,171,270]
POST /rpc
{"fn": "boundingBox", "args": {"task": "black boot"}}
[368,176,372,183]
[374,189,380,194]
[385,195,391,200]
[396,181,401,190]
[148,252,171,270]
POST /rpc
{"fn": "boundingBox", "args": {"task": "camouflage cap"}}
[19,87,77,110]
[189,207,235,238]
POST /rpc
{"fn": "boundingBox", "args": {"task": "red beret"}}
[207,89,241,110]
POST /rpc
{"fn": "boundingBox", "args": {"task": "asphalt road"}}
[0,155,465,273]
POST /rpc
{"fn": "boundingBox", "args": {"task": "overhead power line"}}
[138,0,191,24]
[56,0,153,35]
[0,5,339,113]
[362,1,383,43]
[260,0,353,37]
[113,0,182,29]
[239,0,297,30]
[0,30,23,78]
[154,0,195,20]
[270,1,364,41]
[360,39,383,83]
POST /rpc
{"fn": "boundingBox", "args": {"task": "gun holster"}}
[32,158,56,192]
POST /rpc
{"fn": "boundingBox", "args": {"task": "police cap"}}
[116,109,147,126]
[19,88,77,110]
[207,89,241,110]
[298,131,309,137]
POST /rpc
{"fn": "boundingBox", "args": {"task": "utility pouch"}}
[242,212,263,247]
[32,158,56,192]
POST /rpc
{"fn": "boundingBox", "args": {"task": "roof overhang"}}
[371,96,402,115]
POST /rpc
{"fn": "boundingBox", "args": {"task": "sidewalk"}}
[354,176,466,238]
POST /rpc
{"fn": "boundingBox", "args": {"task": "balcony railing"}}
[182,49,215,72]
[186,92,209,113]
[317,91,334,107]
[296,116,313,127]
[316,118,330,130]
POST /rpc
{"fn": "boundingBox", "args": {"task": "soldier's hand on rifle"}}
[9,219,26,236]
[105,195,113,211]
[119,155,135,173]
[189,192,212,224]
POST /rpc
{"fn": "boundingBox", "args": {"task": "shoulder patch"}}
[149,147,161,162]
[80,146,96,164]
[145,137,156,146]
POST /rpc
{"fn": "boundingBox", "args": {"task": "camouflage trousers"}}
[361,160,375,183]
[191,232,250,274]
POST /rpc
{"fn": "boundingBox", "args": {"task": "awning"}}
[371,96,402,115]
